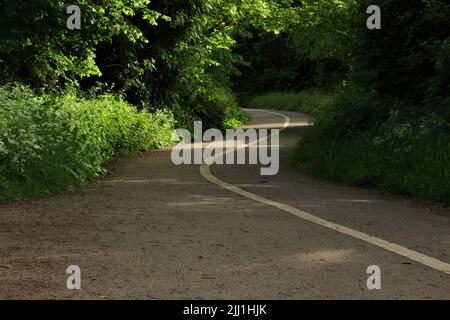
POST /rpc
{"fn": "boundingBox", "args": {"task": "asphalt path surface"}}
[1,109,449,299]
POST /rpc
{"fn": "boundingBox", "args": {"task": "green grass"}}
[0,84,175,202]
[246,89,450,206]
[294,128,450,205]
[243,90,335,118]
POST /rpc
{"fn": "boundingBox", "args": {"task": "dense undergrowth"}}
[246,89,450,205]
[0,85,175,201]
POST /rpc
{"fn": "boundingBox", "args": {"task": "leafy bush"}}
[0,84,174,201]
[195,87,248,130]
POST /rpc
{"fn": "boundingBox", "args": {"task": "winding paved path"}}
[1,109,449,299]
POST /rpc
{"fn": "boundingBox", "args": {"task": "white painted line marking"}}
[200,110,450,276]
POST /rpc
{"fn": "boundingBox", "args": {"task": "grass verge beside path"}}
[0,84,175,202]
[243,90,334,118]
[244,90,450,206]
